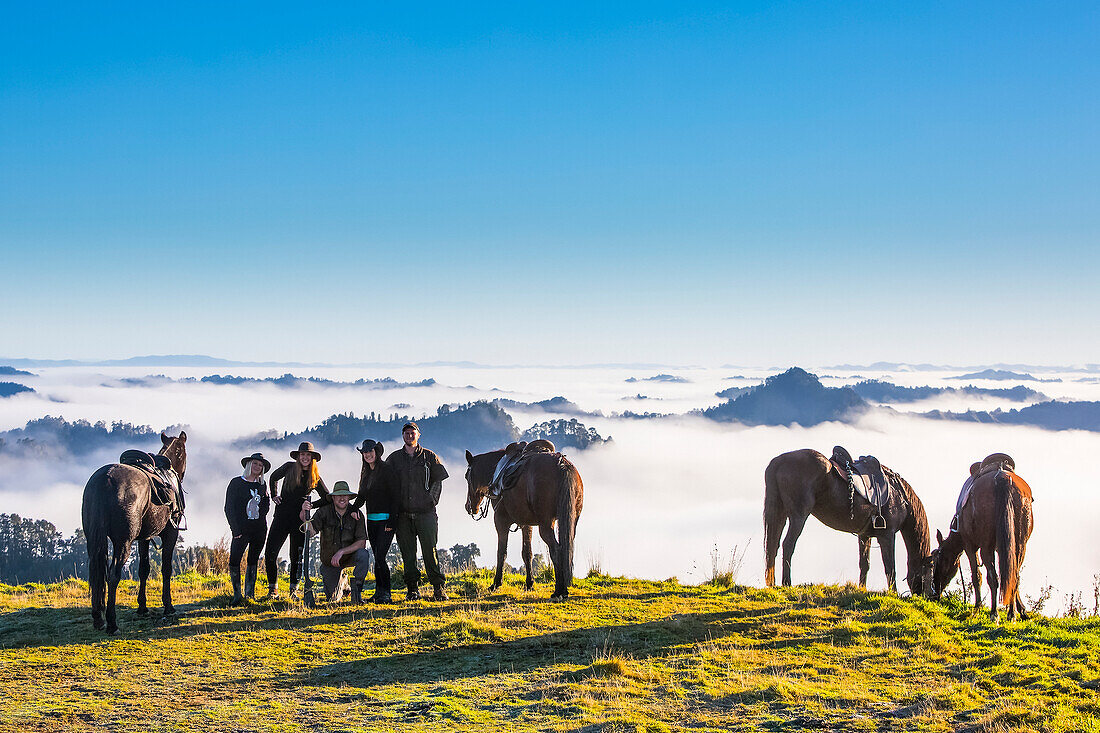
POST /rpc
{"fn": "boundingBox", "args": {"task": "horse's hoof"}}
[488,584,501,593]
[106,626,118,635]
[525,583,534,591]
[135,607,149,616]
[163,607,176,617]
[92,619,105,631]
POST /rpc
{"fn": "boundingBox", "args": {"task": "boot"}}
[230,567,243,604]
[373,590,392,604]
[351,582,363,605]
[288,583,300,600]
[406,585,420,601]
[244,565,257,600]
[432,584,448,602]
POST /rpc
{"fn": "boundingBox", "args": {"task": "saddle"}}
[952,453,1016,531]
[830,446,891,527]
[119,449,185,525]
[489,440,557,498]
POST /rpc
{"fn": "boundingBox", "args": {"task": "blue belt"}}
[367,513,390,521]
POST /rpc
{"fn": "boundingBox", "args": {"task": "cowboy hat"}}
[329,480,355,497]
[290,441,321,461]
[357,439,384,458]
[240,452,271,473]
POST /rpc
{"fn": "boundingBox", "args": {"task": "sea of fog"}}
[2,364,1098,611]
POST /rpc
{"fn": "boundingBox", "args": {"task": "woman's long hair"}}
[358,453,375,492]
[303,459,320,490]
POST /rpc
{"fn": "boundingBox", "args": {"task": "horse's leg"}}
[521,525,534,591]
[538,524,563,597]
[878,533,898,594]
[105,539,132,635]
[781,514,808,587]
[857,536,872,589]
[136,539,151,615]
[161,526,178,615]
[979,546,999,622]
[1015,592,1028,620]
[965,548,982,610]
[489,511,509,592]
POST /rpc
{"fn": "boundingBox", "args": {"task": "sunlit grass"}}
[0,572,1098,732]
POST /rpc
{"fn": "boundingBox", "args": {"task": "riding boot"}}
[432,584,449,602]
[288,583,300,600]
[405,584,420,601]
[244,564,257,600]
[230,567,243,604]
[351,582,363,605]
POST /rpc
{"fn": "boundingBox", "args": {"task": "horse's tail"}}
[995,469,1019,609]
[82,467,112,624]
[763,458,784,587]
[556,458,582,590]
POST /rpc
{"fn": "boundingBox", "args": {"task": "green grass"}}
[1,571,1098,732]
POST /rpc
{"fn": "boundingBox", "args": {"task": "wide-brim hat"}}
[290,441,321,461]
[357,439,384,458]
[330,480,354,497]
[241,452,271,473]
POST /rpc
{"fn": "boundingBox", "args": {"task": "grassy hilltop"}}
[1,573,1098,733]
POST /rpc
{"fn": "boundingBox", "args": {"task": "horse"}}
[763,448,930,594]
[464,445,583,599]
[81,432,187,633]
[926,461,1033,621]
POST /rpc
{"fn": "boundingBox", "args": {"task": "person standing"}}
[352,439,399,603]
[299,481,371,603]
[264,441,330,599]
[224,452,271,603]
[386,422,449,601]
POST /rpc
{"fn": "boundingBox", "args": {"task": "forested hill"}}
[257,401,610,455]
[702,368,867,426]
[0,416,157,457]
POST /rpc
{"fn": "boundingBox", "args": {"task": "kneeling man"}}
[299,481,371,604]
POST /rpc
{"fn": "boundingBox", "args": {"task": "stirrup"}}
[872,514,887,530]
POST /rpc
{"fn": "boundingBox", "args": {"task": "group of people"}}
[223,422,449,605]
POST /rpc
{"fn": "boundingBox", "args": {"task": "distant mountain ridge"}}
[702,368,867,426]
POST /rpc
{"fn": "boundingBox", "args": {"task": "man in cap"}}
[386,422,449,600]
[298,481,371,604]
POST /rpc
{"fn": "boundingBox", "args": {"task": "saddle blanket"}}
[489,440,557,497]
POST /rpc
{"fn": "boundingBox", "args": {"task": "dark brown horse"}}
[81,432,187,633]
[763,448,930,594]
[464,446,583,599]
[926,462,1033,621]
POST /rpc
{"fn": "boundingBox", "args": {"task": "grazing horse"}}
[763,448,930,594]
[464,446,583,599]
[81,432,187,633]
[926,462,1033,621]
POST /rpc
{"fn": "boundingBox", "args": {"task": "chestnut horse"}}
[81,432,186,633]
[464,447,583,599]
[764,448,930,594]
[926,463,1033,621]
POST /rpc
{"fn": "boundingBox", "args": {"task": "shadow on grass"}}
[258,610,747,689]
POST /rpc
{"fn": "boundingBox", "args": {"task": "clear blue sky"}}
[2,2,1097,365]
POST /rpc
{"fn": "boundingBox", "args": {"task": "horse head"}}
[159,431,188,480]
[464,449,500,519]
[925,528,961,600]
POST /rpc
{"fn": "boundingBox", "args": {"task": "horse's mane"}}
[883,466,931,559]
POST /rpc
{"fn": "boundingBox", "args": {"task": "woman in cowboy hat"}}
[263,441,330,599]
[224,452,271,603]
[352,439,400,603]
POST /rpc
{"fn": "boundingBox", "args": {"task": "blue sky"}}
[2,2,1097,365]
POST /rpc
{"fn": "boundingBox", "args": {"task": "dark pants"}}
[396,511,443,590]
[230,520,267,566]
[264,508,305,590]
[368,519,396,594]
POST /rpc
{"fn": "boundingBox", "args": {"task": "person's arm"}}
[427,453,449,505]
[224,479,245,536]
[332,516,368,567]
[310,476,331,508]
[268,462,289,503]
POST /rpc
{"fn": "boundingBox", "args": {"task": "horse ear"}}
[178,431,187,443]
[465,450,473,464]
[936,529,944,544]
[161,432,170,445]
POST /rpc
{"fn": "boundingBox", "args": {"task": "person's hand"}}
[351,511,361,521]
[233,534,242,540]
[330,549,343,567]
[273,495,282,505]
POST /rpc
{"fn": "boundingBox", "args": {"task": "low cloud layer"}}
[1,363,1097,611]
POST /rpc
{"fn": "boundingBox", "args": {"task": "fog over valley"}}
[2,360,1099,611]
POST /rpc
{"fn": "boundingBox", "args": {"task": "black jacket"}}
[352,461,400,515]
